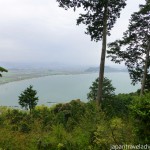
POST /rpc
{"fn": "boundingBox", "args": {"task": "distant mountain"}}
[85,66,127,73]
[0,62,87,72]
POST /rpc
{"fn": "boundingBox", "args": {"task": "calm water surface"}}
[0,73,140,106]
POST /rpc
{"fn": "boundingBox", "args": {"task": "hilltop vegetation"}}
[0,92,150,149]
[0,0,150,149]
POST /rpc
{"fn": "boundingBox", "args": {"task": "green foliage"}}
[18,85,39,113]
[57,0,126,42]
[93,117,134,149]
[5,109,32,133]
[32,105,54,130]
[86,77,132,118]
[130,93,150,144]
[56,0,126,105]
[107,1,150,89]
[0,66,8,77]
[53,99,86,130]
[87,77,115,101]
[0,95,148,149]
[36,124,70,150]
[102,93,134,118]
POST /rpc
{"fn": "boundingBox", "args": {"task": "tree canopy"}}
[57,0,126,105]
[0,67,8,77]
[57,0,126,41]
[107,1,150,94]
[87,77,115,101]
[18,85,39,113]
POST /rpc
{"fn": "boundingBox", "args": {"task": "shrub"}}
[130,93,150,144]
[102,93,134,118]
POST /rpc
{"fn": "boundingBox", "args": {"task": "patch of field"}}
[0,69,65,85]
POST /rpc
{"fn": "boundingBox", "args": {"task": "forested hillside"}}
[0,0,150,149]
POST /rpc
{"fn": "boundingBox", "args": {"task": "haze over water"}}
[0,72,140,107]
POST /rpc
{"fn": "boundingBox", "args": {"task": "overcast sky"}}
[0,0,145,68]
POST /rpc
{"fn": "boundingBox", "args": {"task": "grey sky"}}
[0,0,145,67]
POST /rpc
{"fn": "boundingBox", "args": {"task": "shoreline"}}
[0,72,91,86]
[0,71,127,86]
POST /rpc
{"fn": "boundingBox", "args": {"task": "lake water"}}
[0,72,140,107]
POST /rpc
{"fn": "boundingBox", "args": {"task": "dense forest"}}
[0,0,150,149]
[0,91,150,149]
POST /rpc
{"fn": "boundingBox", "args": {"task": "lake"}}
[0,72,140,107]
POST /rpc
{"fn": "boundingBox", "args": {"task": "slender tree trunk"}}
[140,39,150,96]
[97,4,108,106]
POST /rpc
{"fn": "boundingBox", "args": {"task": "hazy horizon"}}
[0,0,145,68]
[0,61,127,70]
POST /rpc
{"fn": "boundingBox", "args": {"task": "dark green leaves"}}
[18,85,39,113]
[107,1,150,86]
[0,67,8,77]
[56,0,126,41]
[87,77,116,101]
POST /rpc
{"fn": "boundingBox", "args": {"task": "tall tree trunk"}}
[140,39,150,96]
[97,4,108,106]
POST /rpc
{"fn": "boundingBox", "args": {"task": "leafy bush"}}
[19,85,39,113]
[32,105,54,130]
[92,117,134,149]
[53,99,86,130]
[0,95,146,149]
[102,93,134,118]
[130,93,150,144]
[87,77,115,101]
